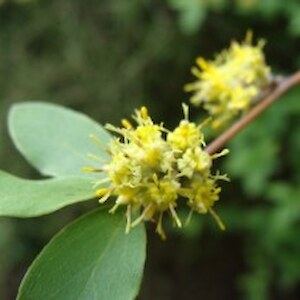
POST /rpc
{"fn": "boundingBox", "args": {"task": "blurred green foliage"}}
[223,87,300,300]
[0,0,300,299]
[168,0,300,36]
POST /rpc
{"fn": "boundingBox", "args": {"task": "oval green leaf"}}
[8,102,111,178]
[0,170,95,217]
[17,208,146,300]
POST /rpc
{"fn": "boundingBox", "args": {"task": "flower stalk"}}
[205,70,300,155]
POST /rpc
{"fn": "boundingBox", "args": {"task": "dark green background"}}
[0,1,300,299]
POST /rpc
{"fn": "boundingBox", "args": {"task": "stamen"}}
[211,149,229,159]
[98,191,111,204]
[82,166,103,173]
[89,134,111,155]
[191,67,202,78]
[208,207,226,231]
[245,29,253,44]
[185,209,194,226]
[156,212,166,240]
[104,124,126,137]
[169,205,182,228]
[92,177,111,188]
[131,204,153,227]
[121,119,132,129]
[196,57,209,70]
[140,106,148,119]
[182,103,189,120]
[109,203,120,214]
[87,153,108,162]
[96,188,108,197]
[214,170,230,182]
[184,82,197,92]
[199,117,212,129]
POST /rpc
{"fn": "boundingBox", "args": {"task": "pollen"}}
[185,32,271,128]
[86,104,229,239]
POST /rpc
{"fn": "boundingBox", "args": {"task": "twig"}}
[205,71,300,155]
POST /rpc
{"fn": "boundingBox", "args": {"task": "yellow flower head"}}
[85,104,229,239]
[185,32,271,128]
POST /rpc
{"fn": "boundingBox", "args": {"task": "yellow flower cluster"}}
[185,32,271,128]
[86,105,228,239]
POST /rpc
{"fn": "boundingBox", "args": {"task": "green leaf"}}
[0,170,95,217]
[17,208,146,300]
[8,102,111,178]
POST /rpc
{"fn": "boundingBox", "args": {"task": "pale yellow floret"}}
[142,144,164,168]
[185,32,271,127]
[177,148,212,178]
[145,178,180,209]
[167,120,204,151]
[85,105,229,239]
[133,124,162,144]
[180,177,221,215]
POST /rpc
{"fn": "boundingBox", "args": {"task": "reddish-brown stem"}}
[205,71,300,155]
